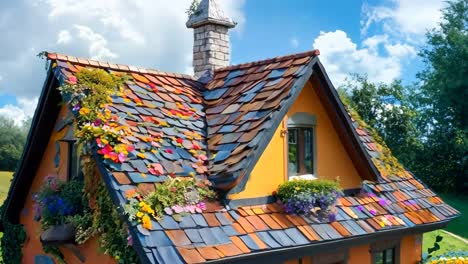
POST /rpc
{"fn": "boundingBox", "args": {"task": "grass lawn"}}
[422,192,468,257]
[0,171,13,204]
[423,230,468,255]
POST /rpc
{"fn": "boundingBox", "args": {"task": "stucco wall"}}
[20,105,116,264]
[229,79,362,200]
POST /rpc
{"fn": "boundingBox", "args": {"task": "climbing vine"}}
[0,204,26,264]
[30,62,216,263]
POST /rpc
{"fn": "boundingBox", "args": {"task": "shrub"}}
[277,179,342,217]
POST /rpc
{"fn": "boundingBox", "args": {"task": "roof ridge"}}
[215,49,320,72]
[46,52,197,81]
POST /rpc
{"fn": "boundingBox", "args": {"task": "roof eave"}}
[206,219,454,264]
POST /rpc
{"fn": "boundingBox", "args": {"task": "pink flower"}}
[68,76,77,84]
[164,207,173,215]
[369,209,377,215]
[171,205,184,214]
[118,152,126,163]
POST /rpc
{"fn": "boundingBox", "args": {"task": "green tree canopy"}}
[0,116,30,171]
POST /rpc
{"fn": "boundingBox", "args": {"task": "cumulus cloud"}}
[313,30,410,87]
[0,0,246,118]
[0,97,38,125]
[361,0,446,39]
[57,30,72,44]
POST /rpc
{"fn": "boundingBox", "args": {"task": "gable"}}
[287,80,361,189]
[228,79,362,200]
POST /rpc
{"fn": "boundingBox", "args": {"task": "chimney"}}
[186,0,236,77]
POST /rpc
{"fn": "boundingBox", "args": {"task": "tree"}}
[415,0,467,193]
[0,116,30,171]
[338,75,422,170]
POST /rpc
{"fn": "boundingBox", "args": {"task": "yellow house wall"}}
[229,80,362,200]
[20,105,116,264]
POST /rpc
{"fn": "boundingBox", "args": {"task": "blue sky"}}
[0,0,446,124]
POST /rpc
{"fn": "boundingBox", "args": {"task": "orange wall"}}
[400,235,422,264]
[348,244,370,264]
[229,80,362,199]
[282,235,421,264]
[20,106,116,264]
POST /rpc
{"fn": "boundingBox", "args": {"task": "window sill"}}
[289,174,317,181]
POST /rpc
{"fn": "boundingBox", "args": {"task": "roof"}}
[3,50,459,264]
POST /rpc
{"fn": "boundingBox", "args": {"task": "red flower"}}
[176,138,183,144]
[165,148,173,154]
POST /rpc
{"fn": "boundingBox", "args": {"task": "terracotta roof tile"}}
[203,213,222,227]
[196,247,222,260]
[215,243,243,257]
[166,230,191,247]
[177,247,205,264]
[230,236,251,254]
[245,215,269,231]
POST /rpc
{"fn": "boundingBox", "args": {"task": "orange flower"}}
[142,215,152,229]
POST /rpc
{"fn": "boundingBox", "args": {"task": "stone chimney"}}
[186,0,236,77]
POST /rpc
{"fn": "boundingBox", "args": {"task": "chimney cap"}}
[186,0,236,29]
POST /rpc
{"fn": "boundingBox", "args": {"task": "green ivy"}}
[0,205,26,264]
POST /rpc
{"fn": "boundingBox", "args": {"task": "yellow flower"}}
[295,187,301,191]
[79,107,91,115]
[136,211,143,218]
[142,215,152,229]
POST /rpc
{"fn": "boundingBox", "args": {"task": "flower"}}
[136,211,144,218]
[142,215,152,229]
[79,107,91,115]
[369,209,377,215]
[357,205,364,211]
[378,198,387,206]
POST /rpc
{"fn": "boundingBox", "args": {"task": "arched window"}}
[287,113,316,179]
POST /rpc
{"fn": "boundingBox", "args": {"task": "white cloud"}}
[313,30,403,87]
[290,37,299,48]
[57,30,71,44]
[0,0,246,101]
[385,43,416,58]
[0,97,38,125]
[74,25,118,60]
[361,0,446,39]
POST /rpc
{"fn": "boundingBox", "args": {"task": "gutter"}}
[206,219,453,264]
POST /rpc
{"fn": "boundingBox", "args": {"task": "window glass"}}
[384,248,394,264]
[374,248,395,264]
[303,128,314,174]
[288,128,298,175]
[287,126,315,177]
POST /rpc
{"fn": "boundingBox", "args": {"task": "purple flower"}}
[378,198,387,207]
[369,209,377,215]
[357,205,364,211]
[409,200,417,205]
[367,192,377,197]
[328,213,337,222]
[72,103,81,112]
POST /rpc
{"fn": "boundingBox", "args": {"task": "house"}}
[1,0,459,263]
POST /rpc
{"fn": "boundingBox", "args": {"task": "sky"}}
[0,0,447,125]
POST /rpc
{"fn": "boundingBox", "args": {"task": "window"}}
[371,240,400,264]
[373,248,395,264]
[287,113,316,178]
